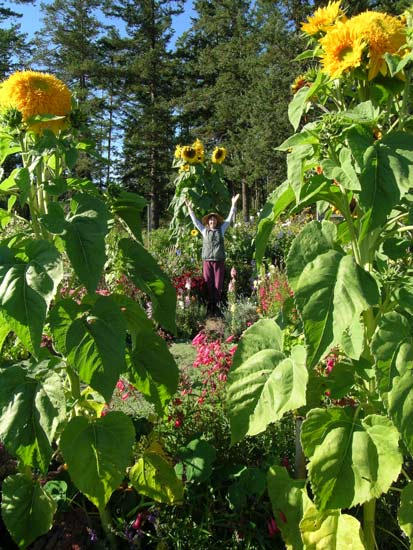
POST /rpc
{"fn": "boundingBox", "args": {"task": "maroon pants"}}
[203,260,225,306]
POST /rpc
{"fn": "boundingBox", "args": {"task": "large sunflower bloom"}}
[212,147,226,164]
[301,1,346,36]
[349,11,406,80]
[192,138,204,162]
[320,21,366,79]
[181,146,198,164]
[0,71,72,134]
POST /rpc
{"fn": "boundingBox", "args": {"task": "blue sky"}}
[4,0,194,44]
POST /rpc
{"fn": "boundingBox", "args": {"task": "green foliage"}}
[0,78,179,547]
[225,6,413,550]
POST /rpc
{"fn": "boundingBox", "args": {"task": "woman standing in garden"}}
[185,194,239,316]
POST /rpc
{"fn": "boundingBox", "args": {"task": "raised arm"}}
[184,198,204,233]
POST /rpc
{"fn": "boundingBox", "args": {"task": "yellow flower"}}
[320,21,366,79]
[174,144,182,159]
[212,146,227,164]
[192,138,204,162]
[301,1,346,36]
[181,145,198,164]
[179,163,190,172]
[0,70,72,134]
[191,229,198,237]
[349,11,406,79]
[291,74,308,94]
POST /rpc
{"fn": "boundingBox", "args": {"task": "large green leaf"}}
[112,294,178,413]
[0,240,63,355]
[175,438,217,483]
[359,132,413,231]
[371,311,413,396]
[267,465,306,550]
[2,473,57,548]
[110,190,146,242]
[321,147,361,191]
[49,298,84,357]
[287,221,379,368]
[42,193,109,293]
[66,295,127,402]
[129,449,184,504]
[128,335,178,414]
[226,338,307,443]
[255,182,295,266]
[398,482,413,548]
[60,412,135,511]
[232,318,283,368]
[301,408,402,510]
[118,238,176,334]
[287,144,314,202]
[300,502,366,550]
[0,358,66,472]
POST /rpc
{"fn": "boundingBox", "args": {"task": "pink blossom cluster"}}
[191,331,237,388]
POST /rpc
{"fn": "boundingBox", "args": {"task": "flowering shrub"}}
[254,264,294,321]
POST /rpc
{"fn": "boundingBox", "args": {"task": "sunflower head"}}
[301,1,346,37]
[320,21,366,79]
[191,229,198,237]
[179,163,190,172]
[181,146,198,164]
[0,71,72,134]
[349,11,407,80]
[212,146,227,164]
[174,144,183,159]
[291,74,308,94]
[192,138,205,162]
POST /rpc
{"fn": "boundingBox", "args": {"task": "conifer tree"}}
[0,1,32,76]
[105,0,184,228]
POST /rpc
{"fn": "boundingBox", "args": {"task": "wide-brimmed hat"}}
[202,212,224,227]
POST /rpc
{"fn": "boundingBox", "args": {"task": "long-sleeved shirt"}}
[187,205,237,237]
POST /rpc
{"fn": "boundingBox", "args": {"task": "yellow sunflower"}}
[174,144,182,159]
[0,70,72,134]
[349,11,406,79]
[291,74,308,94]
[181,145,198,164]
[179,164,190,172]
[192,138,205,162]
[212,146,227,164]
[301,1,346,36]
[191,229,198,237]
[320,21,366,79]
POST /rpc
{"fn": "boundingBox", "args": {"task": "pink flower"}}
[225,335,235,343]
[132,512,143,530]
[230,267,237,278]
[116,380,125,391]
[121,392,130,401]
[267,517,279,537]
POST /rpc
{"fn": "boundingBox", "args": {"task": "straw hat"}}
[202,212,224,227]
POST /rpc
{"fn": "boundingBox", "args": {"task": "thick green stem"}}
[397,65,413,131]
[99,507,118,549]
[363,499,378,550]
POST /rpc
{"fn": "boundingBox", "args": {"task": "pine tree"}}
[0,1,33,76]
[105,0,184,228]
[175,0,254,219]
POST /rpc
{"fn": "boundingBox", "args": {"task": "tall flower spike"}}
[0,70,72,134]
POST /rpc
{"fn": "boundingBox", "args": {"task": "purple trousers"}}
[203,260,225,306]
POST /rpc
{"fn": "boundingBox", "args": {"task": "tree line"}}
[0,0,408,226]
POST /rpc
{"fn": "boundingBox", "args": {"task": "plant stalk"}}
[99,507,118,549]
[363,499,378,550]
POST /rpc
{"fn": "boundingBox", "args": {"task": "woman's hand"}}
[184,198,193,209]
[231,194,240,206]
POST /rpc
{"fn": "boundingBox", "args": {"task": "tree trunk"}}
[242,179,249,222]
